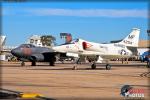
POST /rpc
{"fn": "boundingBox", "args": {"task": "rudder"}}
[119,28,140,47]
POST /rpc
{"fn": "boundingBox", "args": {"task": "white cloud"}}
[3,7,148,18]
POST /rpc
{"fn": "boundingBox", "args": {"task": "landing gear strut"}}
[147,60,150,68]
[49,60,55,66]
[21,61,25,66]
[73,58,80,70]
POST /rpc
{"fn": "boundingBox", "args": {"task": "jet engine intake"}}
[82,42,87,50]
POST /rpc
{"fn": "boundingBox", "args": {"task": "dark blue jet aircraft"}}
[11,44,57,66]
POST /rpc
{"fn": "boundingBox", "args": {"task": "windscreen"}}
[19,44,35,48]
[59,39,79,46]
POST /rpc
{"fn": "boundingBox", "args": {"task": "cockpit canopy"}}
[69,38,80,43]
[59,38,81,46]
[19,44,36,48]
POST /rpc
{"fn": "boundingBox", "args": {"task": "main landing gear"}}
[106,64,111,70]
[91,62,111,70]
[72,57,112,70]
[31,61,36,66]
[49,60,55,66]
[91,62,96,69]
[49,57,56,66]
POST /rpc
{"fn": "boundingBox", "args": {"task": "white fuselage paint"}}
[53,39,132,57]
[53,28,140,58]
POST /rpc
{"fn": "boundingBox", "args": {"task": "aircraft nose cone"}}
[11,49,16,55]
[11,48,20,56]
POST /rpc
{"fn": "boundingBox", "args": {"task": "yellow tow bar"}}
[20,93,43,98]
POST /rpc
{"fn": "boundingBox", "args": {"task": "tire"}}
[106,64,111,70]
[91,63,96,69]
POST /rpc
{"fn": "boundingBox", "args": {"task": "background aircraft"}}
[11,28,140,70]
[0,35,6,46]
[11,44,56,66]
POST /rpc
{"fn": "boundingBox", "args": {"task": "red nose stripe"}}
[82,42,92,50]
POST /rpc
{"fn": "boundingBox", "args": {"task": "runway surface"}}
[1,61,150,99]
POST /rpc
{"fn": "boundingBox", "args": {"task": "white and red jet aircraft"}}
[53,28,140,69]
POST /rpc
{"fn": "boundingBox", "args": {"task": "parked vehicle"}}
[140,50,150,62]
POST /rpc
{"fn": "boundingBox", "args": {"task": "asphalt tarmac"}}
[1,61,150,100]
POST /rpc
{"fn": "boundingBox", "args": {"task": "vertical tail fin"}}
[119,28,140,47]
[0,36,6,46]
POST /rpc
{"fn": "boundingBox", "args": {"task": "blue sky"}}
[2,1,148,46]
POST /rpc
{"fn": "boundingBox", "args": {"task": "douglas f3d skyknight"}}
[11,28,140,70]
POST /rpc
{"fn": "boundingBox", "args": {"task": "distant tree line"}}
[40,35,56,46]
[40,33,72,46]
